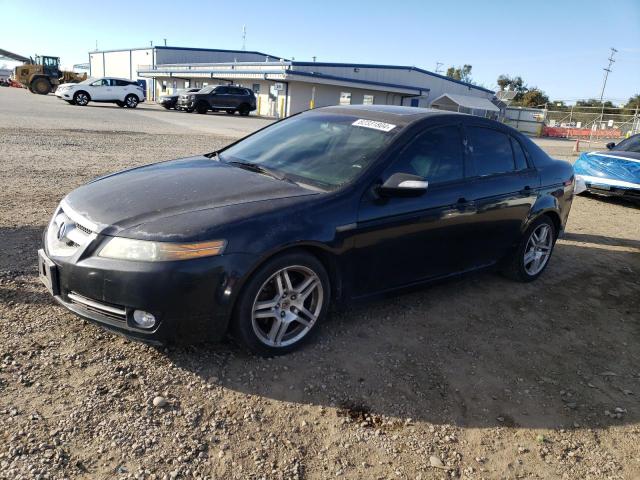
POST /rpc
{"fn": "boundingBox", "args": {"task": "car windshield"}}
[219,113,399,190]
[78,77,96,85]
[611,135,640,153]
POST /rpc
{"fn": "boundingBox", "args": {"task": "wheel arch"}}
[230,242,343,323]
[73,89,91,100]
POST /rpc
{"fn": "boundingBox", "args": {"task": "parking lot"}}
[1,87,639,480]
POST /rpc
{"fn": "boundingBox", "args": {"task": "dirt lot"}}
[1,88,639,480]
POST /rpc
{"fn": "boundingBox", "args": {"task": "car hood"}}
[63,156,318,236]
[574,151,640,185]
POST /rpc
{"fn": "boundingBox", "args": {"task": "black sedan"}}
[158,88,201,110]
[38,105,575,355]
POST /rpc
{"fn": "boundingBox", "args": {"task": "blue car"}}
[574,134,640,200]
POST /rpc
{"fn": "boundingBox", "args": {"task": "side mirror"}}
[378,173,428,197]
[606,142,615,150]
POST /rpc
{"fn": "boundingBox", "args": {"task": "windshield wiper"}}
[226,160,296,184]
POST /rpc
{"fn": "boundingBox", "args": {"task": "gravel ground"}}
[1,87,639,480]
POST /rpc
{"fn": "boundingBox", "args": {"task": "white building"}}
[89,46,496,117]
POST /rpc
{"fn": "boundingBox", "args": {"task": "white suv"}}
[56,77,145,108]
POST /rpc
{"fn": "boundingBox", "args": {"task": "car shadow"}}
[166,239,639,430]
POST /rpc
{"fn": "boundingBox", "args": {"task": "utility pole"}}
[589,47,617,146]
[241,26,247,51]
[435,62,443,74]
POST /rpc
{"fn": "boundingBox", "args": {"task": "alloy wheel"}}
[126,96,138,108]
[75,93,88,106]
[523,224,553,276]
[251,265,324,348]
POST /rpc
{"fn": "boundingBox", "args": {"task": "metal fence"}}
[543,106,640,140]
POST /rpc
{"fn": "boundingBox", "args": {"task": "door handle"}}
[455,198,477,213]
[520,185,532,195]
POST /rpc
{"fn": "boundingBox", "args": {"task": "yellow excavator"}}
[5,50,87,95]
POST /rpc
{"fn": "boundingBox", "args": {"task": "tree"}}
[519,89,549,108]
[446,64,473,83]
[624,94,640,110]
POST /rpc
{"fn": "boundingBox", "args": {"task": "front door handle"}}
[455,198,477,213]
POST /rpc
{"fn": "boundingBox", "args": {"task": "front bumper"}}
[39,241,257,344]
[55,89,72,99]
[576,174,640,200]
[177,99,195,109]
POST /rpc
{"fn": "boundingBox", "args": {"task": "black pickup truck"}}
[178,85,257,116]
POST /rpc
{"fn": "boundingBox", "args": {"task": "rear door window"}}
[468,127,516,176]
[511,137,529,170]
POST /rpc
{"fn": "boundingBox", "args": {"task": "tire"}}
[232,251,331,356]
[162,105,171,110]
[238,104,250,116]
[73,91,90,106]
[116,101,125,107]
[185,108,194,113]
[124,94,139,108]
[195,102,208,114]
[226,110,235,115]
[502,215,557,282]
[32,77,51,95]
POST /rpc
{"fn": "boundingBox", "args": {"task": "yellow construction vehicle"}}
[13,55,87,95]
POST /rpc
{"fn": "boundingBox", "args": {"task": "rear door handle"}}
[520,185,532,195]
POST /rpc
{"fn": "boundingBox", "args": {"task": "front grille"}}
[76,223,93,235]
[68,292,127,322]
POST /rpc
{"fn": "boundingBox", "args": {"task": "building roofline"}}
[286,69,427,94]
[291,61,494,94]
[89,45,282,60]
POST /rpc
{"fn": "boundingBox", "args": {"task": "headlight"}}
[189,95,195,100]
[98,237,226,261]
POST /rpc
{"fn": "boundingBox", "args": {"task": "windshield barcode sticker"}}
[352,119,396,132]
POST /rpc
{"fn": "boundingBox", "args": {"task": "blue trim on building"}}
[291,61,494,94]
[286,69,427,93]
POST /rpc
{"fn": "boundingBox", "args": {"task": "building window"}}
[252,83,260,94]
[172,80,177,89]
[185,80,190,88]
[363,94,374,105]
[339,92,352,105]
[161,81,167,92]
[195,81,201,88]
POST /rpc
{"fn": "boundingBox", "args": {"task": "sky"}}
[2,0,639,104]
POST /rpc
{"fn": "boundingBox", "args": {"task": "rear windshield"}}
[219,113,400,190]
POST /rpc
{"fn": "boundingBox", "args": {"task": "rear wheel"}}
[32,77,52,95]
[73,91,90,106]
[232,251,330,356]
[238,104,250,116]
[502,216,556,282]
[124,94,139,108]
[162,104,171,110]
[226,110,235,115]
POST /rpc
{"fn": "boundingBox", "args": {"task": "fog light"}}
[133,310,156,328]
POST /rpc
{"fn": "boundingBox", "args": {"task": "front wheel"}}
[73,91,90,106]
[124,94,139,108]
[502,216,556,282]
[232,251,330,356]
[196,102,208,114]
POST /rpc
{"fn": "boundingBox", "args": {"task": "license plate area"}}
[38,249,60,296]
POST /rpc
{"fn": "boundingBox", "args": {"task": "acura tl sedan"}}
[38,105,574,355]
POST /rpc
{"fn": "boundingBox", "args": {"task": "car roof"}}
[315,104,467,126]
